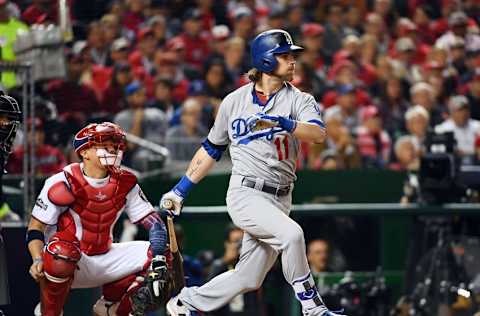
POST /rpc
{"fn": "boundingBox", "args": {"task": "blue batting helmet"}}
[250,29,304,73]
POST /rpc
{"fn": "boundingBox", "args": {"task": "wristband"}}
[172,175,195,198]
[26,229,45,246]
[279,117,297,133]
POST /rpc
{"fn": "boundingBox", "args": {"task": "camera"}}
[418,131,480,204]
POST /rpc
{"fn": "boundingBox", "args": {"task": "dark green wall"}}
[140,169,408,206]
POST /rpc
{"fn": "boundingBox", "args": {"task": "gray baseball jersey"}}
[208,82,324,185]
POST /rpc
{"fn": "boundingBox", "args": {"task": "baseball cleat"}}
[166,295,202,316]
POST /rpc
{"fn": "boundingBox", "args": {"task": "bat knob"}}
[162,199,173,210]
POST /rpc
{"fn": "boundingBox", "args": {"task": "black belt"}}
[241,178,290,197]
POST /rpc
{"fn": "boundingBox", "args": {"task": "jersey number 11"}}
[274,136,289,161]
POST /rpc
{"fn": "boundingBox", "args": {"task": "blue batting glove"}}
[258,114,297,133]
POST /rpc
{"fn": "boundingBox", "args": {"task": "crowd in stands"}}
[0,0,479,175]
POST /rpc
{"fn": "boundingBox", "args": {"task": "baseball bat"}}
[167,216,178,253]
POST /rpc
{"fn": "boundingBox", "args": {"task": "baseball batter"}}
[162,29,346,316]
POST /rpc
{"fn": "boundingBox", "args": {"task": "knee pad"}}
[93,297,119,316]
[43,231,81,283]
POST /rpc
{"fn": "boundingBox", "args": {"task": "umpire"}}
[0,91,21,314]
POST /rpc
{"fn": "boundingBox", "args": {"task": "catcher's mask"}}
[0,91,21,154]
[73,122,126,172]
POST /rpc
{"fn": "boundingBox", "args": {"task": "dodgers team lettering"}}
[231,115,285,145]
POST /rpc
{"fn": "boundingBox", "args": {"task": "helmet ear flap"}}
[261,52,277,73]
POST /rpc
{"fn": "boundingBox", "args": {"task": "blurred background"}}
[1,0,480,315]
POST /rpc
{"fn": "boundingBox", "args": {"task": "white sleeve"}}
[207,94,231,146]
[124,184,155,223]
[295,93,325,128]
[31,173,68,225]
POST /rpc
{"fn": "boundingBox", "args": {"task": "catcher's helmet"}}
[250,29,304,73]
[0,91,21,153]
[73,122,126,154]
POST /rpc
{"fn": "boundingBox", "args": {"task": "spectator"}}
[466,69,480,120]
[148,77,178,122]
[209,24,231,58]
[333,34,360,64]
[100,14,122,49]
[179,79,217,129]
[450,36,468,75]
[391,37,422,83]
[436,11,480,53]
[208,224,264,316]
[307,239,347,293]
[122,0,146,32]
[265,5,286,31]
[69,41,112,102]
[370,55,394,96]
[173,224,205,287]
[153,50,190,103]
[0,0,28,89]
[46,49,99,131]
[391,136,420,171]
[114,81,168,170]
[396,17,431,65]
[171,9,210,71]
[223,37,248,86]
[412,5,436,45]
[410,82,445,127]
[292,61,327,103]
[203,58,232,100]
[405,105,430,154]
[102,62,134,116]
[376,76,410,139]
[373,0,394,26]
[356,105,391,168]
[146,15,167,47]
[285,5,304,42]
[87,21,109,66]
[324,60,373,108]
[359,34,379,67]
[364,12,389,53]
[344,6,362,36]
[165,98,208,161]
[435,95,480,161]
[300,23,326,78]
[231,6,254,44]
[322,4,346,62]
[308,109,360,170]
[128,26,157,75]
[324,84,360,133]
[109,37,131,65]
[7,118,66,175]
[307,239,330,292]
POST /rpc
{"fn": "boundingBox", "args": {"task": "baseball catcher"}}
[26,122,184,316]
[0,91,21,312]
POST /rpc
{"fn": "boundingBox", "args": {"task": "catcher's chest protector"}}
[58,163,136,255]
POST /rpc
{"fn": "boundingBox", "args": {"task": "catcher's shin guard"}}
[40,231,81,316]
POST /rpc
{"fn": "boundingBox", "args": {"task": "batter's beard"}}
[272,71,294,82]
